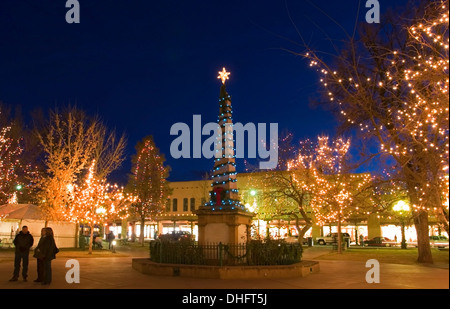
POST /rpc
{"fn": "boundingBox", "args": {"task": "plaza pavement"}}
[0,246,448,290]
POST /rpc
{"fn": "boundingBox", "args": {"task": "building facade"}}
[120,171,447,244]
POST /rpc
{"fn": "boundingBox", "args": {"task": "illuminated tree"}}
[0,126,21,204]
[258,134,374,250]
[127,136,171,245]
[35,106,126,221]
[308,136,374,253]
[66,161,129,254]
[259,137,316,245]
[0,107,25,205]
[304,0,448,263]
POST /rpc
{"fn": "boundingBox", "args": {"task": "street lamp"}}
[393,200,411,249]
[15,184,23,191]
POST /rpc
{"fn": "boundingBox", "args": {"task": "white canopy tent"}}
[0,204,77,248]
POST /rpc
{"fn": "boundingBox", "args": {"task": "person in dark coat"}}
[39,227,59,285]
[32,228,46,282]
[10,226,34,282]
[107,231,115,249]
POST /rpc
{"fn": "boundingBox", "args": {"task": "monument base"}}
[132,259,320,279]
[195,207,254,245]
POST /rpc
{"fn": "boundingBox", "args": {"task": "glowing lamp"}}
[393,200,410,212]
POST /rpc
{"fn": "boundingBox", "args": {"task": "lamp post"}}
[393,200,411,249]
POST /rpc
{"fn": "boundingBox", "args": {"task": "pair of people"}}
[10,226,59,285]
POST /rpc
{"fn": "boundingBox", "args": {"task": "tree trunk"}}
[140,218,145,246]
[88,225,94,255]
[407,180,433,263]
[297,224,312,249]
[292,213,311,249]
[75,223,79,249]
[337,213,342,254]
[414,210,433,264]
[401,222,407,249]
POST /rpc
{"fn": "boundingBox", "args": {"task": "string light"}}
[0,110,34,205]
[64,161,130,227]
[205,69,246,211]
[303,1,449,219]
[128,137,171,222]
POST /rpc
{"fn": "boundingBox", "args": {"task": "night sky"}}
[0,0,409,184]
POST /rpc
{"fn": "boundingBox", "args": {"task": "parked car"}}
[158,231,192,241]
[365,237,397,247]
[316,233,351,246]
[285,236,308,245]
[429,236,449,248]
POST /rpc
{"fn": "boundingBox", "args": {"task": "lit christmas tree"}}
[127,136,171,245]
[205,68,245,211]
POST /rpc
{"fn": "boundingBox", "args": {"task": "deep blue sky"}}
[0,0,409,183]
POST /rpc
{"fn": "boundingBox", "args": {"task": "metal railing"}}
[149,240,302,266]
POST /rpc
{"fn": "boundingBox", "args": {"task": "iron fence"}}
[149,240,302,266]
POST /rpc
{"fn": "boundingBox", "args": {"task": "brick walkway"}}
[0,246,447,289]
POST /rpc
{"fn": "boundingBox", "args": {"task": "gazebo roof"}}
[0,204,44,220]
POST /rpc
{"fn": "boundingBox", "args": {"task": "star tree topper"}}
[217,67,230,84]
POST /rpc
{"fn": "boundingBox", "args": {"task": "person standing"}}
[32,228,46,282]
[107,231,115,249]
[40,227,59,285]
[10,226,34,282]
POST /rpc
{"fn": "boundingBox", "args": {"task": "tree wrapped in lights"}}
[127,136,171,246]
[258,134,374,250]
[0,109,24,205]
[304,0,448,263]
[258,136,316,245]
[66,161,129,254]
[308,136,373,253]
[35,106,126,221]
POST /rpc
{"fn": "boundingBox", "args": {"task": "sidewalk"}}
[0,246,448,289]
